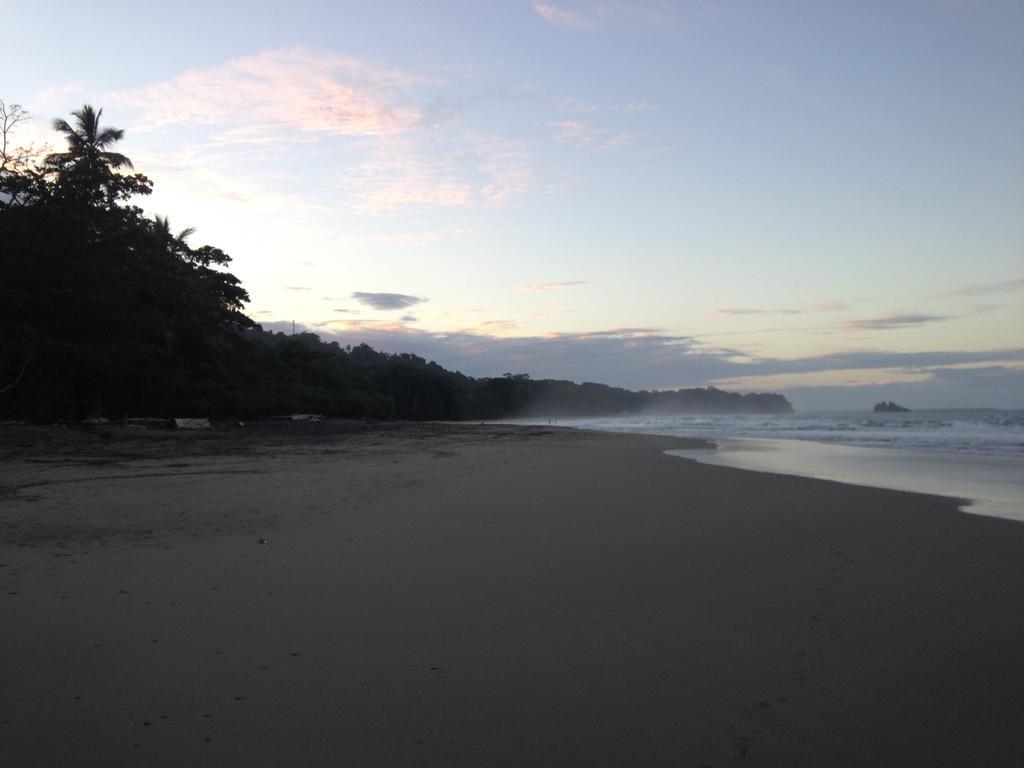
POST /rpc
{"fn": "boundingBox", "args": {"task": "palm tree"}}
[45,104,133,203]
[153,214,196,253]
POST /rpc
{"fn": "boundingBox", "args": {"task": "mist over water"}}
[510,410,1024,522]
[521,409,1024,459]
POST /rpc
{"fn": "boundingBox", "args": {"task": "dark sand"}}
[1,422,1023,767]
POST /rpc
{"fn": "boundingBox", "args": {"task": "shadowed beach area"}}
[2,422,1023,767]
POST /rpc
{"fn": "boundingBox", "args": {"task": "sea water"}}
[512,410,1024,522]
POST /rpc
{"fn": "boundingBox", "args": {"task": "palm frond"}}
[99,151,133,170]
[95,127,126,148]
[73,105,101,141]
[51,117,74,135]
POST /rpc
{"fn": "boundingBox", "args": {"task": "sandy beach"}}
[2,422,1023,767]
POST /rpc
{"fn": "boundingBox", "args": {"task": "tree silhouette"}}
[153,214,197,261]
[44,104,146,207]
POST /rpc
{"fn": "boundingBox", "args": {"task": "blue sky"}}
[4,0,1023,408]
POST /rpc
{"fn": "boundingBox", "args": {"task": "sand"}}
[1,421,1023,767]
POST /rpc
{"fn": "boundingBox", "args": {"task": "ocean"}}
[510,410,1024,522]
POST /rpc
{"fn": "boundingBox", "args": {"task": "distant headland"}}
[874,401,911,413]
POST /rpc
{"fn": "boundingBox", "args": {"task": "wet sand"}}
[2,422,1023,767]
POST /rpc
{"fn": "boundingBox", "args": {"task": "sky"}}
[4,0,1023,409]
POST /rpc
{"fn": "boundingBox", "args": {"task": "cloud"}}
[948,277,1024,297]
[314,322,742,388]
[345,137,473,211]
[551,120,632,151]
[400,315,418,323]
[532,1,680,30]
[518,280,588,292]
[842,314,952,331]
[111,47,424,138]
[550,96,600,113]
[477,139,535,205]
[717,302,849,317]
[478,319,521,334]
[32,83,86,108]
[268,317,1024,407]
[108,48,538,215]
[328,320,1024,389]
[128,145,332,214]
[352,292,428,311]
[284,286,311,291]
[532,2,596,28]
[717,307,801,316]
[617,101,655,113]
[743,348,1024,376]
[344,134,533,213]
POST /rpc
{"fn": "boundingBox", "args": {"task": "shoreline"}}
[665,436,1024,522]
[3,422,1023,766]
[500,416,1024,522]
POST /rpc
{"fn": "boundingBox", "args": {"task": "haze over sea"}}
[512,409,1024,522]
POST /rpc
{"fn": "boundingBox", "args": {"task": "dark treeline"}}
[0,103,791,423]
[520,379,791,417]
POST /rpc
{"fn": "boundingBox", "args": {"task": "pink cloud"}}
[111,47,424,138]
[532,2,596,28]
[107,48,535,215]
[346,135,532,213]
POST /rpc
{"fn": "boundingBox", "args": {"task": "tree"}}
[0,101,51,208]
[1,100,31,174]
[0,102,255,419]
[44,104,149,207]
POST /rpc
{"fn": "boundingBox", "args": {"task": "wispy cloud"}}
[344,134,533,213]
[550,95,600,113]
[712,368,937,391]
[478,319,522,334]
[477,138,535,205]
[105,47,541,216]
[947,277,1024,297]
[518,280,588,292]
[352,292,428,310]
[32,83,86,108]
[717,307,801,317]
[528,1,679,29]
[532,2,596,29]
[551,120,631,151]
[716,301,849,317]
[128,146,333,214]
[344,137,472,212]
[111,47,424,138]
[842,314,952,331]
[617,101,655,113]
[532,1,680,30]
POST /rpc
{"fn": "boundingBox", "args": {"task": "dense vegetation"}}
[0,103,791,422]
